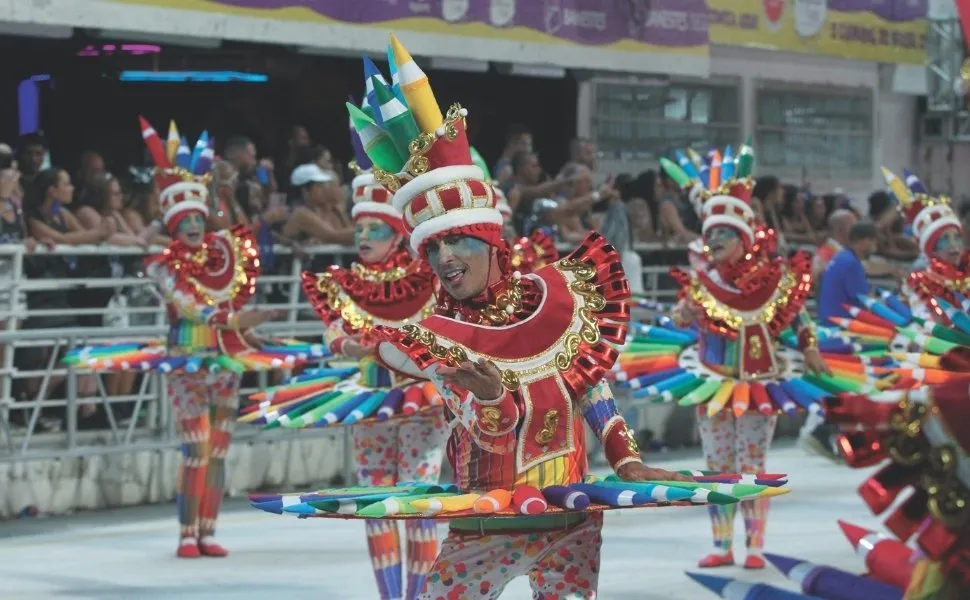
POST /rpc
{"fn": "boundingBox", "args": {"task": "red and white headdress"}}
[883,167,960,255]
[350,170,405,234]
[138,116,213,234]
[348,34,501,254]
[660,141,757,245]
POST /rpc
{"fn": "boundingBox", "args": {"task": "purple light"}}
[76,43,161,57]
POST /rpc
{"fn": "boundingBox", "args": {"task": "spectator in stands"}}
[224,135,277,216]
[555,163,615,243]
[75,173,145,247]
[16,133,47,188]
[207,160,248,230]
[19,168,104,430]
[280,124,311,178]
[281,164,354,245]
[656,167,699,243]
[751,175,782,231]
[492,124,531,184]
[780,184,818,245]
[622,170,660,244]
[869,190,920,262]
[288,144,336,200]
[813,209,857,281]
[503,151,574,234]
[73,150,105,202]
[809,193,834,236]
[122,166,171,246]
[816,220,878,322]
[558,137,596,177]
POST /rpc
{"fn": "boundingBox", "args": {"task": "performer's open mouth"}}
[359,243,372,253]
[441,266,466,286]
[185,231,202,244]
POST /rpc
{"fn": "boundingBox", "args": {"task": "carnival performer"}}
[355,34,695,599]
[656,146,829,570]
[298,124,447,600]
[65,117,326,559]
[806,360,970,600]
[881,167,970,326]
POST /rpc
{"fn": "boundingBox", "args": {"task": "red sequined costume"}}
[363,35,646,598]
[886,167,970,324]
[827,354,970,599]
[660,146,817,570]
[301,168,446,600]
[133,117,323,559]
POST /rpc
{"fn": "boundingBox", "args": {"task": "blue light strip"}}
[18,79,40,135]
[119,70,268,83]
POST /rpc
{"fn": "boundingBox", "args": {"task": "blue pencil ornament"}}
[343,390,388,424]
[627,367,686,390]
[765,553,903,600]
[319,390,372,426]
[542,485,591,510]
[569,483,651,507]
[175,136,191,169]
[376,388,406,420]
[765,382,797,416]
[687,572,821,599]
[188,131,209,173]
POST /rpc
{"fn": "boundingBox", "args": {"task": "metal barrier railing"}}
[0,241,901,465]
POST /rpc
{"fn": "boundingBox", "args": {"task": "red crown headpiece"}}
[883,167,960,255]
[138,116,213,233]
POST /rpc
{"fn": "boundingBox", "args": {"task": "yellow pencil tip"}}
[389,34,412,67]
[761,487,790,498]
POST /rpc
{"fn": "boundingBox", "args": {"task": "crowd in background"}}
[0,123,957,433]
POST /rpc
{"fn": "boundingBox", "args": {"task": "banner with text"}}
[109,0,709,54]
[708,0,927,64]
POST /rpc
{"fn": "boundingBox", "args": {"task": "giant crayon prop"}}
[839,521,914,590]
[765,553,903,600]
[686,572,821,599]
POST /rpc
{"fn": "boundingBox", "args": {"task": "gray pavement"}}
[0,444,884,599]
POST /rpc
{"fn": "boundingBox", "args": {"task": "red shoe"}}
[698,552,735,568]
[744,555,766,569]
[198,537,229,557]
[176,539,201,558]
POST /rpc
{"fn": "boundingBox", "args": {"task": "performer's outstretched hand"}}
[803,347,831,376]
[437,359,504,401]
[616,462,692,483]
[343,339,375,359]
[236,309,285,329]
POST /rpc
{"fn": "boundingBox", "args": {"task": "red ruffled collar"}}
[671,240,813,338]
[146,224,258,310]
[302,246,436,334]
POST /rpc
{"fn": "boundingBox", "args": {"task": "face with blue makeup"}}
[933,226,964,266]
[425,234,494,300]
[176,212,206,248]
[704,225,743,265]
[355,217,402,264]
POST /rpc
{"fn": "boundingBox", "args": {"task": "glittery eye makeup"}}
[935,229,962,252]
[427,235,488,267]
[705,226,738,244]
[355,222,395,246]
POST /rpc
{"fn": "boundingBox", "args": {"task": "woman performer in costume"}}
[877,167,970,326]
[299,128,447,600]
[655,146,829,570]
[66,117,325,558]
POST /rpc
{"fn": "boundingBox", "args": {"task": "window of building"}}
[755,86,873,174]
[592,80,741,163]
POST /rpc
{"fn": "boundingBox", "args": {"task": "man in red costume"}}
[365,34,689,599]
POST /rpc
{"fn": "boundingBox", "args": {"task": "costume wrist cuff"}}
[797,326,818,351]
[603,418,641,470]
[473,392,518,436]
[211,310,230,328]
[330,336,348,355]
[472,389,510,406]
